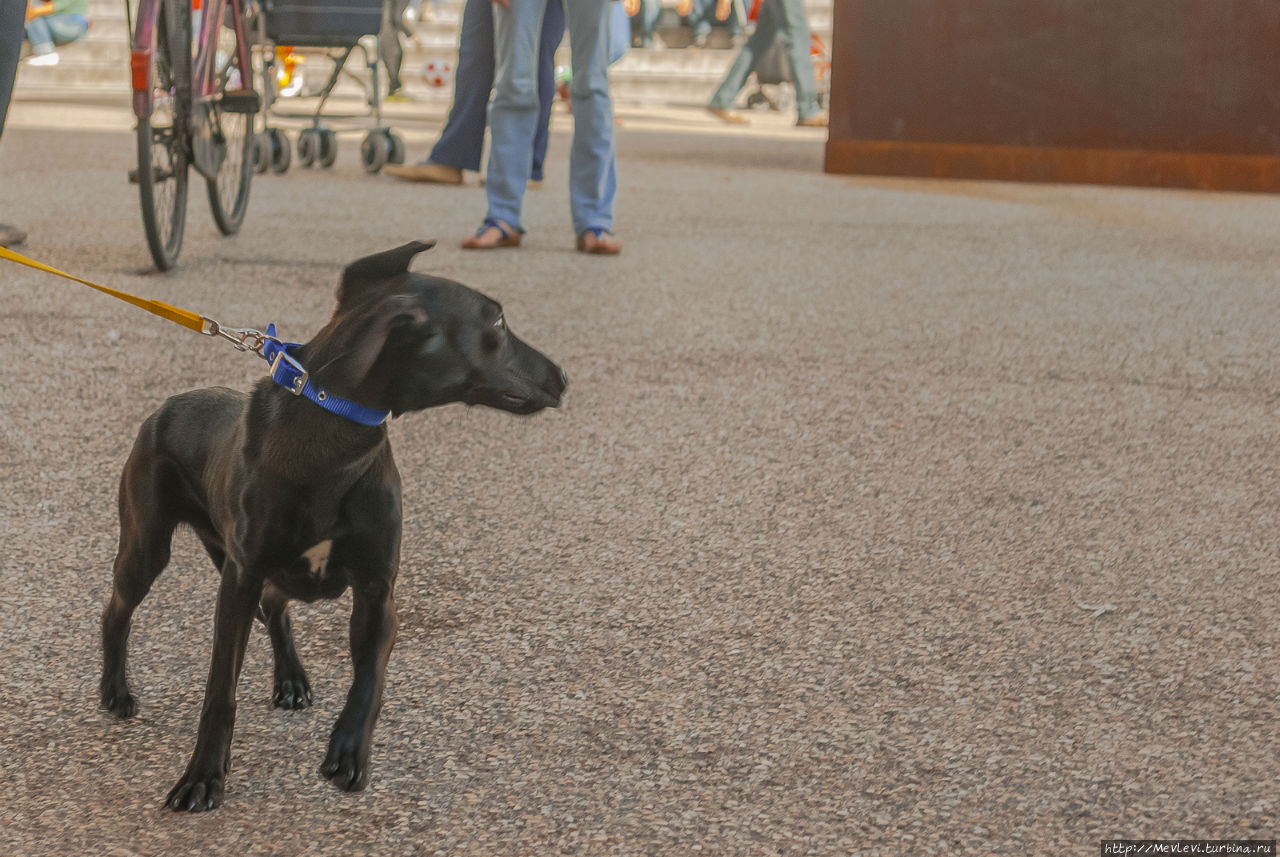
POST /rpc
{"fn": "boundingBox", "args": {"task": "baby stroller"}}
[253,0,406,174]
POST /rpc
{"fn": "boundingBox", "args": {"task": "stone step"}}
[14,0,832,107]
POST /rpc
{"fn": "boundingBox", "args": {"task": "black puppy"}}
[99,241,566,812]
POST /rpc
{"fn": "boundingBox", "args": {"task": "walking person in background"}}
[462,0,622,255]
[23,0,91,67]
[706,0,825,127]
[384,0,564,185]
[1,0,27,247]
[381,0,413,100]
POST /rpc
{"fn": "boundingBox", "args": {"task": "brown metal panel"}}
[824,140,1280,192]
[824,0,1280,191]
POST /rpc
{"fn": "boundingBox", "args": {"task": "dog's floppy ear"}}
[329,294,431,396]
[337,240,437,305]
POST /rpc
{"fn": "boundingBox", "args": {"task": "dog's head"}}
[302,241,567,418]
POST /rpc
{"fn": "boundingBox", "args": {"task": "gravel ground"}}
[0,100,1277,856]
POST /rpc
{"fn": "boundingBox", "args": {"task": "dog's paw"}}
[101,688,137,719]
[165,771,225,813]
[320,731,370,792]
[272,674,313,710]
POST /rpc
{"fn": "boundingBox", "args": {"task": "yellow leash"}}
[1,244,206,332]
[0,244,279,353]
[1,246,395,422]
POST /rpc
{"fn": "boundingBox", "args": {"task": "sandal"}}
[462,218,521,250]
[576,228,622,255]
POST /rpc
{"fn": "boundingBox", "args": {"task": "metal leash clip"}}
[200,317,277,356]
[200,317,309,398]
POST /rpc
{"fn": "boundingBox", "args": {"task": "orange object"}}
[275,46,304,89]
[130,49,149,91]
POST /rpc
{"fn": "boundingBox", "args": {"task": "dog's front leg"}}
[166,563,264,812]
[320,579,397,792]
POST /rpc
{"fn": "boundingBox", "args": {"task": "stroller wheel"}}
[298,129,319,168]
[360,131,390,174]
[252,132,271,175]
[318,129,338,168]
[385,131,405,165]
[268,128,291,174]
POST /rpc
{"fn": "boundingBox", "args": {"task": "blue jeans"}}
[428,0,563,180]
[486,0,617,236]
[630,0,659,46]
[707,0,819,120]
[690,0,740,39]
[24,14,90,55]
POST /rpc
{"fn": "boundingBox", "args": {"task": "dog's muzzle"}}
[467,362,566,414]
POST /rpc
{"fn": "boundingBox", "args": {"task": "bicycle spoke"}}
[135,0,190,270]
[204,12,255,236]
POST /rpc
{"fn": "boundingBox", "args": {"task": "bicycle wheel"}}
[204,9,255,235]
[136,0,191,271]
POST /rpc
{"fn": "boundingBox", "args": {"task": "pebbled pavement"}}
[0,98,1277,856]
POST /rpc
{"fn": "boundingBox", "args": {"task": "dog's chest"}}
[300,540,333,576]
[271,538,347,601]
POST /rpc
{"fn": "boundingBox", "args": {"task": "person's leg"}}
[426,0,493,171]
[640,0,659,43]
[725,0,742,37]
[379,0,409,94]
[696,0,716,43]
[475,0,545,238]
[24,17,56,55]
[775,0,820,120]
[46,15,90,47]
[530,0,564,183]
[607,0,629,65]
[1,0,26,247]
[0,0,20,133]
[706,0,777,112]
[563,0,617,248]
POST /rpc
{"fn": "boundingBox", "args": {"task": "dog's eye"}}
[493,315,506,330]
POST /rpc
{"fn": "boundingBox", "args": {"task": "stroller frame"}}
[253,0,405,174]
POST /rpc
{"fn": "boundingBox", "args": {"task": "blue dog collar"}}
[260,324,391,427]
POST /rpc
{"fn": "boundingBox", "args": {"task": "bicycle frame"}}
[130,0,253,120]
[127,0,162,120]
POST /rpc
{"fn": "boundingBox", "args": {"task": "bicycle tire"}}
[136,0,191,271]
[205,10,255,236]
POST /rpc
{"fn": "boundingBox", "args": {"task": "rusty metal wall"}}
[824,0,1280,191]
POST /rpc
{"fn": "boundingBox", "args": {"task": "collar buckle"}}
[269,348,309,396]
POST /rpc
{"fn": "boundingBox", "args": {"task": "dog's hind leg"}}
[261,582,313,709]
[100,453,179,719]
